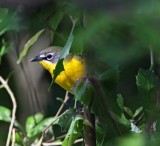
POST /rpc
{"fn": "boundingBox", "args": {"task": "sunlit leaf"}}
[0,106,11,122]
[27,117,54,138]
[26,113,44,134]
[0,39,11,64]
[133,107,143,118]
[14,131,24,145]
[17,29,44,64]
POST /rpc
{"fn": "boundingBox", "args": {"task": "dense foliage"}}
[1,0,160,146]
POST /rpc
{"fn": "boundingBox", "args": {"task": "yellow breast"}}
[39,56,85,92]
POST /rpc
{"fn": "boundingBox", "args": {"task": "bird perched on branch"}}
[30,46,85,92]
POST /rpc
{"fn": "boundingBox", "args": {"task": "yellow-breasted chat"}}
[30,46,85,92]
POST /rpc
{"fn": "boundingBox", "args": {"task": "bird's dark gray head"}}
[30,46,62,63]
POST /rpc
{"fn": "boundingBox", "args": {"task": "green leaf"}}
[136,68,158,91]
[26,113,44,134]
[0,8,19,36]
[27,117,54,138]
[48,59,64,91]
[111,112,130,125]
[0,39,11,64]
[59,18,77,59]
[62,115,84,146]
[56,97,64,102]
[17,29,45,64]
[49,11,63,37]
[74,78,93,106]
[70,26,84,55]
[14,131,24,145]
[116,134,144,146]
[0,84,4,89]
[117,94,124,110]
[49,10,64,42]
[0,106,11,122]
[74,77,112,120]
[55,109,76,131]
[96,123,107,145]
[133,107,143,118]
[52,59,64,82]
[124,107,133,118]
[14,120,25,134]
[49,18,77,87]
[99,66,119,90]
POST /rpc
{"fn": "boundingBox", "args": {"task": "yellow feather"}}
[39,56,85,92]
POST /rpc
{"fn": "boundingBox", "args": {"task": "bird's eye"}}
[46,53,53,60]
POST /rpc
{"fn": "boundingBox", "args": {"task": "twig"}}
[34,116,60,146]
[43,91,69,135]
[54,134,66,140]
[34,110,68,146]
[34,85,75,145]
[11,128,16,146]
[42,138,83,146]
[44,134,66,143]
[55,91,69,118]
[33,91,69,146]
[0,76,17,146]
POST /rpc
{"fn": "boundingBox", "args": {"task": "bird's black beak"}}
[30,56,39,62]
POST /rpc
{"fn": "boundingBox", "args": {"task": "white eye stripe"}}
[40,54,45,58]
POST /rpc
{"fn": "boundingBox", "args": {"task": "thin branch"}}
[43,91,69,136]
[0,76,17,146]
[34,110,68,146]
[42,138,83,146]
[33,91,69,146]
[55,91,69,118]
[11,128,16,146]
[44,134,66,143]
[40,92,69,144]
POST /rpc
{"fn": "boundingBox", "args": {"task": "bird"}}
[30,46,85,93]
